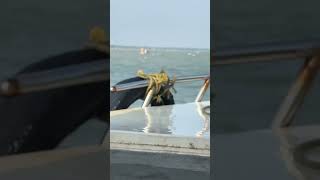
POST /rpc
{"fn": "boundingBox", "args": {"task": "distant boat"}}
[139,48,148,55]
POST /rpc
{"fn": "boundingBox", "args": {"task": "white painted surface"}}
[111,101,210,138]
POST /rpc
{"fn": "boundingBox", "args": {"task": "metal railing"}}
[110,75,209,92]
[212,40,320,129]
[0,58,210,108]
[0,60,108,96]
[110,74,210,108]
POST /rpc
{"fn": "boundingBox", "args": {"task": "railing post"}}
[272,55,320,129]
[195,79,210,102]
[142,88,154,108]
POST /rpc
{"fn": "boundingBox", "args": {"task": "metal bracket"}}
[195,79,210,102]
[272,55,320,129]
[142,88,155,108]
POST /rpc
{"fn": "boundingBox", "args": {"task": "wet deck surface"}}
[111,101,210,138]
[110,102,210,179]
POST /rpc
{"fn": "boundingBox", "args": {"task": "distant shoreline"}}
[110,45,209,51]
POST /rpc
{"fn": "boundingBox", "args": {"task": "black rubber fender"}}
[110,77,175,111]
[0,48,108,156]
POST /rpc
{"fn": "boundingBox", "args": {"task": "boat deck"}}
[110,101,210,154]
[109,101,211,179]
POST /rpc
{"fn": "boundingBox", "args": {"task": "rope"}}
[137,70,176,103]
[86,27,109,54]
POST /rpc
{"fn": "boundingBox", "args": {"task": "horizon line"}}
[110,44,210,50]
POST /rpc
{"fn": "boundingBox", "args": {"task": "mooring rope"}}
[86,27,109,54]
[137,70,176,103]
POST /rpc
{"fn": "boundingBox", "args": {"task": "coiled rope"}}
[137,70,176,104]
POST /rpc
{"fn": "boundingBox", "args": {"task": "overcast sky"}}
[111,0,210,49]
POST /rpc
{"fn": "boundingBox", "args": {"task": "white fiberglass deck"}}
[110,102,210,179]
[110,101,210,155]
[111,101,210,138]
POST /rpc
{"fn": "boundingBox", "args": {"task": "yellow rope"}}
[137,70,176,103]
[86,26,109,54]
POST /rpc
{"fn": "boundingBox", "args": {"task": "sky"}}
[110,0,210,49]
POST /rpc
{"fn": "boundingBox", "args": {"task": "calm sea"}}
[110,46,210,105]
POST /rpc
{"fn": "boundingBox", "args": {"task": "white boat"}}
[110,101,210,179]
[0,59,210,179]
[140,48,148,55]
[2,40,320,180]
[109,73,211,179]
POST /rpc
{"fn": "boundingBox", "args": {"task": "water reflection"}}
[142,104,174,134]
[110,102,210,138]
[195,102,210,137]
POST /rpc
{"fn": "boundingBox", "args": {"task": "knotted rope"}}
[137,70,176,103]
[86,27,109,54]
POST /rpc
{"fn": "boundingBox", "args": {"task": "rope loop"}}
[137,70,176,103]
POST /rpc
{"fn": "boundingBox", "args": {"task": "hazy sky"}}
[111,0,210,49]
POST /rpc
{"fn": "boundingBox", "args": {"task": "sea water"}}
[110,46,210,105]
